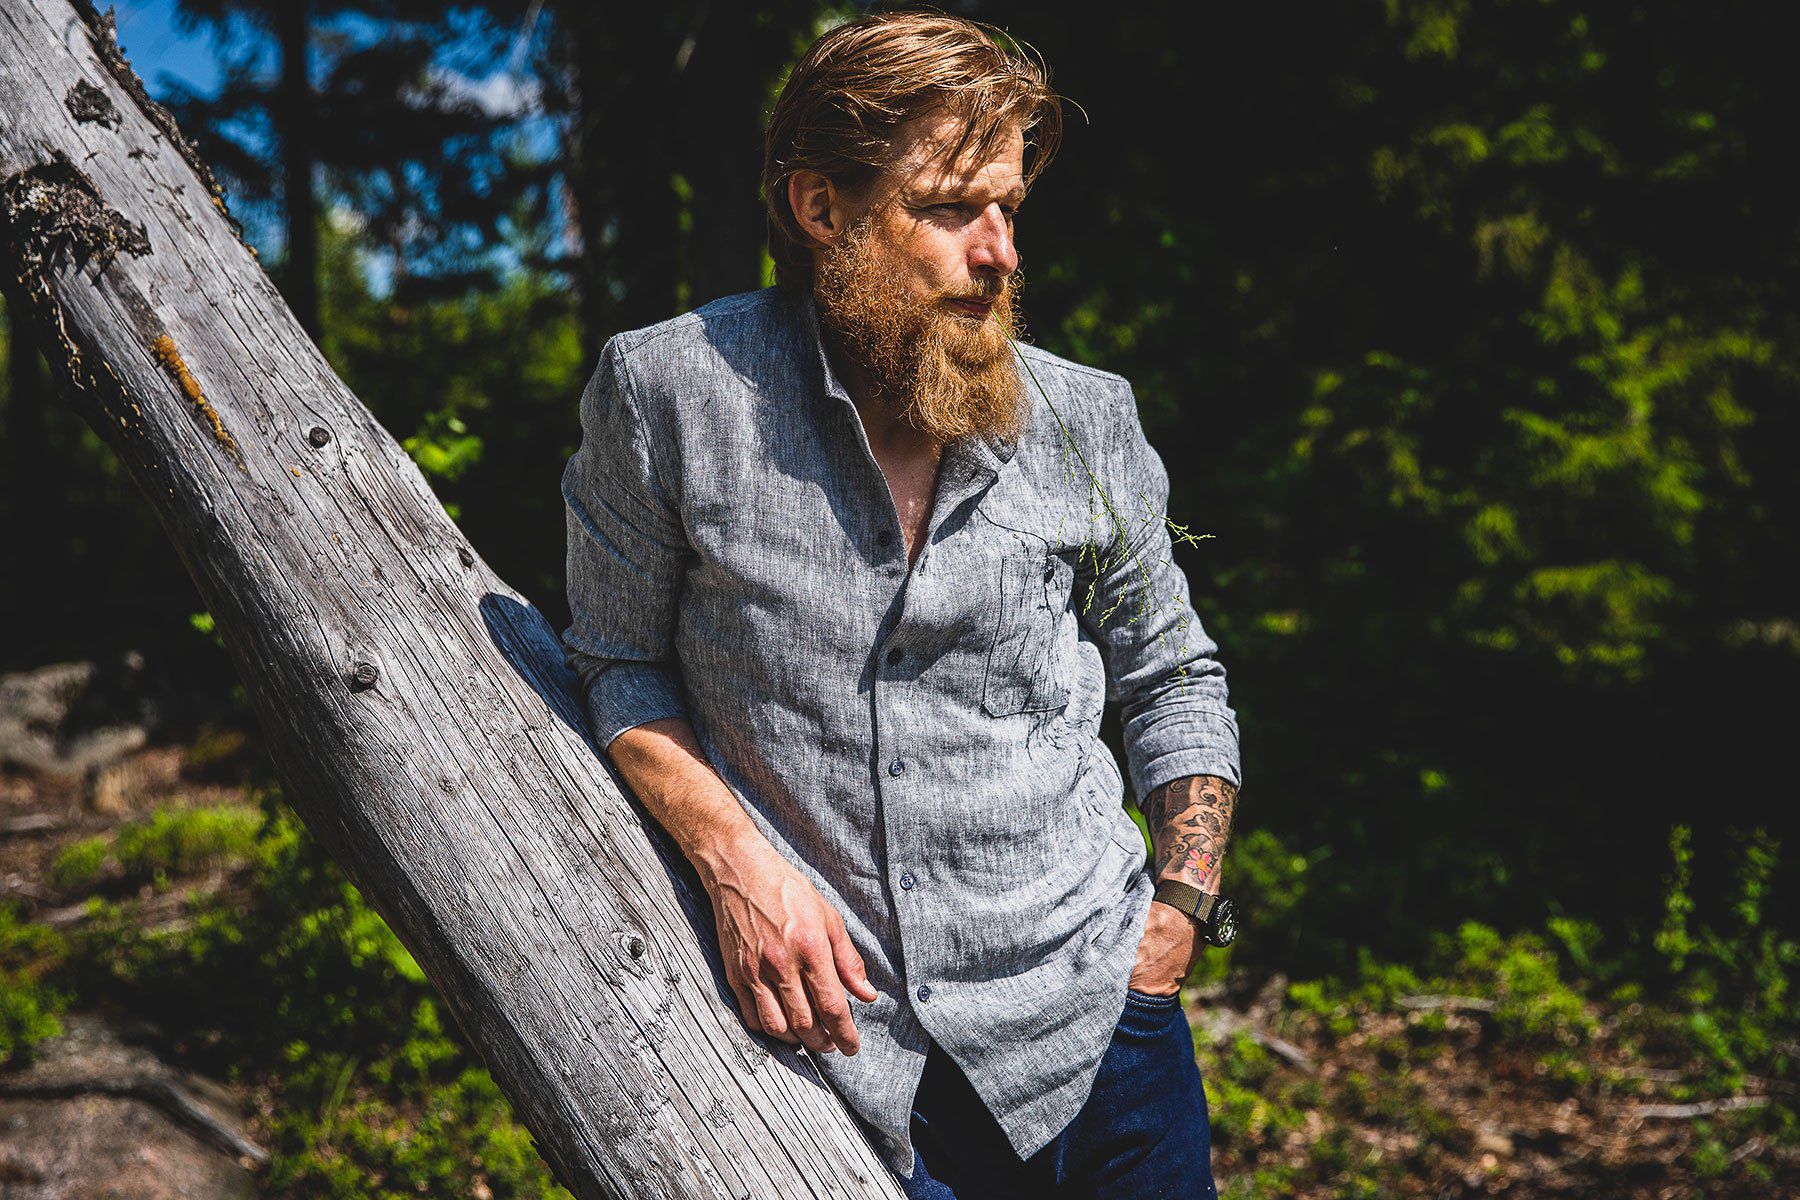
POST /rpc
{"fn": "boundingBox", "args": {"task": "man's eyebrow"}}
[906,181,1030,205]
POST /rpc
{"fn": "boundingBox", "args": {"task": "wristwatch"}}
[1153,879,1239,948]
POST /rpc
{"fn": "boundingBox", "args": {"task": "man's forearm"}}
[1140,774,1238,892]
[606,716,771,888]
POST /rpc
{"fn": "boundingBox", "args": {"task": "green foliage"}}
[48,836,111,892]
[51,804,264,893]
[317,218,586,601]
[263,1000,567,1200]
[1653,825,1799,1083]
[1435,921,1596,1049]
[0,902,68,1066]
[46,792,568,1197]
[989,0,1800,978]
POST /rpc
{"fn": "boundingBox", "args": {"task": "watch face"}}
[1211,897,1239,947]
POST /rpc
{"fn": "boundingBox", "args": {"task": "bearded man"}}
[560,12,1242,1198]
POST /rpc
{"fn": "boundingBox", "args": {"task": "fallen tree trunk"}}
[0,3,902,1196]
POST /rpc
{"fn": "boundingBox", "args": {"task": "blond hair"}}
[762,11,1064,288]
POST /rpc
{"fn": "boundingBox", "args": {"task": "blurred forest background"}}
[2,1,1795,1196]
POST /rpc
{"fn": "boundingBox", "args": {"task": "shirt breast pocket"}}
[981,552,1076,717]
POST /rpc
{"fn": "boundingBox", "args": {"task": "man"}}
[560,12,1242,1198]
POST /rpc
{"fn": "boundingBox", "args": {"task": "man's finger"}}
[750,978,798,1043]
[729,978,764,1034]
[799,947,860,1055]
[769,959,834,1053]
[828,917,879,1004]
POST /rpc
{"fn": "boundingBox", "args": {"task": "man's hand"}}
[1128,898,1203,996]
[700,833,880,1055]
[604,718,880,1055]
[1131,772,1239,996]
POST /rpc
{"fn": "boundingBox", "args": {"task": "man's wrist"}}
[1152,878,1239,948]
[688,823,776,894]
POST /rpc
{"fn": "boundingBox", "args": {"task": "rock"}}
[0,1012,262,1200]
[0,657,152,779]
[1474,1125,1515,1156]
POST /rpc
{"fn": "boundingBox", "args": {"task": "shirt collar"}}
[794,287,1021,471]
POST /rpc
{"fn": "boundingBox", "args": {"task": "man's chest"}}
[867,440,942,568]
[673,409,1107,711]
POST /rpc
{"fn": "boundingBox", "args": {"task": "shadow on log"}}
[0,2,903,1195]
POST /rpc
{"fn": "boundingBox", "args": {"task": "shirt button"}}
[885,647,903,665]
[888,759,906,777]
[899,871,916,890]
[877,529,893,547]
[916,985,932,1002]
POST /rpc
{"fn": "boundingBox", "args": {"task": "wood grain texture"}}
[0,3,904,1195]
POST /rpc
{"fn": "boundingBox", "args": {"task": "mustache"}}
[940,277,1009,304]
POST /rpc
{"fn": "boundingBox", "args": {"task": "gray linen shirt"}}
[559,284,1241,1179]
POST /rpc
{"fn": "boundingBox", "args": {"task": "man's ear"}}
[788,170,848,248]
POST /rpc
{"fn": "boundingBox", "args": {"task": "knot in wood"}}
[457,545,475,569]
[347,661,380,692]
[307,425,331,447]
[620,932,647,960]
[66,80,122,129]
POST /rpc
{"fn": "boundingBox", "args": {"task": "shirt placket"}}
[869,436,1002,1020]
[802,292,1016,1026]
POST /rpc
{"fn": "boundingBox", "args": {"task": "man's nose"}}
[966,204,1018,277]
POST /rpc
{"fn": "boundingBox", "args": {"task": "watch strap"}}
[1153,878,1218,925]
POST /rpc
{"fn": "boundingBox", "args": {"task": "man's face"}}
[813,110,1029,445]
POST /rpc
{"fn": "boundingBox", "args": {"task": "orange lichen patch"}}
[150,333,245,469]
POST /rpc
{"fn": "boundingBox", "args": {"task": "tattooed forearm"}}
[1141,774,1238,892]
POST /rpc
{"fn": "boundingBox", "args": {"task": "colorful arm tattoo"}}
[1140,774,1238,892]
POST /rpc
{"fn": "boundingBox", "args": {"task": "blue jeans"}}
[892,989,1218,1199]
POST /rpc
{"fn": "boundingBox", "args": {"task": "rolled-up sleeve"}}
[559,336,692,750]
[1078,382,1242,800]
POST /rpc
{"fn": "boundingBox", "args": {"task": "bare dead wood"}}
[1397,994,1498,1015]
[1193,1007,1317,1074]
[1,871,57,899]
[0,3,903,1196]
[0,1074,270,1165]
[0,812,62,834]
[1633,1095,1769,1120]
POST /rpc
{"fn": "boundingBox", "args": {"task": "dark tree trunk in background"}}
[562,3,681,359]
[275,0,319,338]
[3,297,49,605]
[679,1,772,304]
[0,3,902,1195]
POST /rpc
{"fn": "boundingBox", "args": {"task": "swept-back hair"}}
[762,11,1064,289]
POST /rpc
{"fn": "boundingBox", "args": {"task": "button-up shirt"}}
[559,284,1241,1179]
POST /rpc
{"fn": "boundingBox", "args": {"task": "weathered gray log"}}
[0,3,903,1196]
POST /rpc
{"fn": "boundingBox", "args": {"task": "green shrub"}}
[48,836,111,892]
[1654,824,1799,1081]
[1442,921,1595,1048]
[114,804,265,883]
[0,902,68,1065]
[50,804,264,894]
[58,791,570,1197]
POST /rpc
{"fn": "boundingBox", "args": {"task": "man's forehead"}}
[890,110,1026,195]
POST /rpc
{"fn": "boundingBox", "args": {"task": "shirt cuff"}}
[1125,708,1242,801]
[583,661,691,750]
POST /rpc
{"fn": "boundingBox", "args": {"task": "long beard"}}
[814,219,1027,445]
